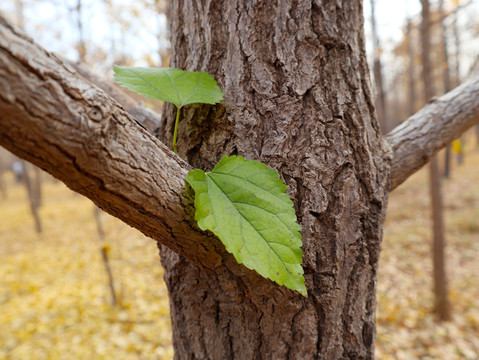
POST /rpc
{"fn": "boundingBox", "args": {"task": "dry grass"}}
[1,139,478,359]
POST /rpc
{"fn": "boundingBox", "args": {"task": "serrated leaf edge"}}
[186,155,306,296]
[114,66,224,107]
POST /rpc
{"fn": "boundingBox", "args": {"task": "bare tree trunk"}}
[94,206,118,307]
[439,0,453,178]
[421,0,451,322]
[429,156,450,318]
[453,4,461,86]
[407,18,416,118]
[370,0,388,133]
[452,4,466,166]
[32,165,42,207]
[22,161,42,233]
[0,176,4,199]
[74,0,86,63]
[160,1,390,358]
[154,0,169,67]
[0,155,5,199]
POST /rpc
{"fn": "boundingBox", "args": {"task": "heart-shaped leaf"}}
[113,66,224,108]
[186,155,306,296]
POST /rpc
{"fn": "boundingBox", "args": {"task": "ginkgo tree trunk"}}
[1,2,479,359]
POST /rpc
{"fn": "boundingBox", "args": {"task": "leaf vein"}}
[164,70,182,106]
[211,172,291,206]
[231,201,298,240]
[181,72,204,106]
[122,68,177,105]
[207,174,298,278]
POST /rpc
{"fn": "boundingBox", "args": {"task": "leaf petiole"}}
[172,105,180,154]
[113,66,223,154]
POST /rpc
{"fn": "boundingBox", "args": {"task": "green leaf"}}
[186,155,306,296]
[113,66,224,108]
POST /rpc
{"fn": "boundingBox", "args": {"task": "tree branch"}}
[3,13,479,268]
[387,76,479,190]
[66,59,163,134]
[0,16,224,269]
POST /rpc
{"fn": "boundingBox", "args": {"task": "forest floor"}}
[0,138,478,359]
[0,173,173,359]
[376,136,479,359]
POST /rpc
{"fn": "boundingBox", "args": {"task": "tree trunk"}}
[439,0,453,178]
[453,4,461,86]
[161,1,390,358]
[75,0,86,63]
[406,19,416,118]
[421,0,451,321]
[22,160,42,233]
[369,0,388,133]
[94,206,118,307]
[0,154,6,199]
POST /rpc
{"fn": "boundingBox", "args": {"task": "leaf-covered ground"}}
[0,174,173,359]
[376,138,479,359]
[0,140,478,359]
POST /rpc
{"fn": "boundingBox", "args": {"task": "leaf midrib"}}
[180,72,204,107]
[231,200,299,245]
[210,172,296,239]
[206,174,300,277]
[165,70,181,106]
[123,68,177,105]
[211,171,292,208]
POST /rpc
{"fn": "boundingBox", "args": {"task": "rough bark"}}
[0,16,227,269]
[387,75,479,190]
[0,17,336,340]
[67,60,163,134]
[162,1,390,358]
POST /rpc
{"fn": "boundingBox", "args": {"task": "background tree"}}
[386,0,478,132]
[421,0,450,322]
[439,0,453,178]
[369,0,388,133]
[2,1,479,358]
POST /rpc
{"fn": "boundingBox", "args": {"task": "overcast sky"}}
[0,0,477,79]
[0,0,421,62]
